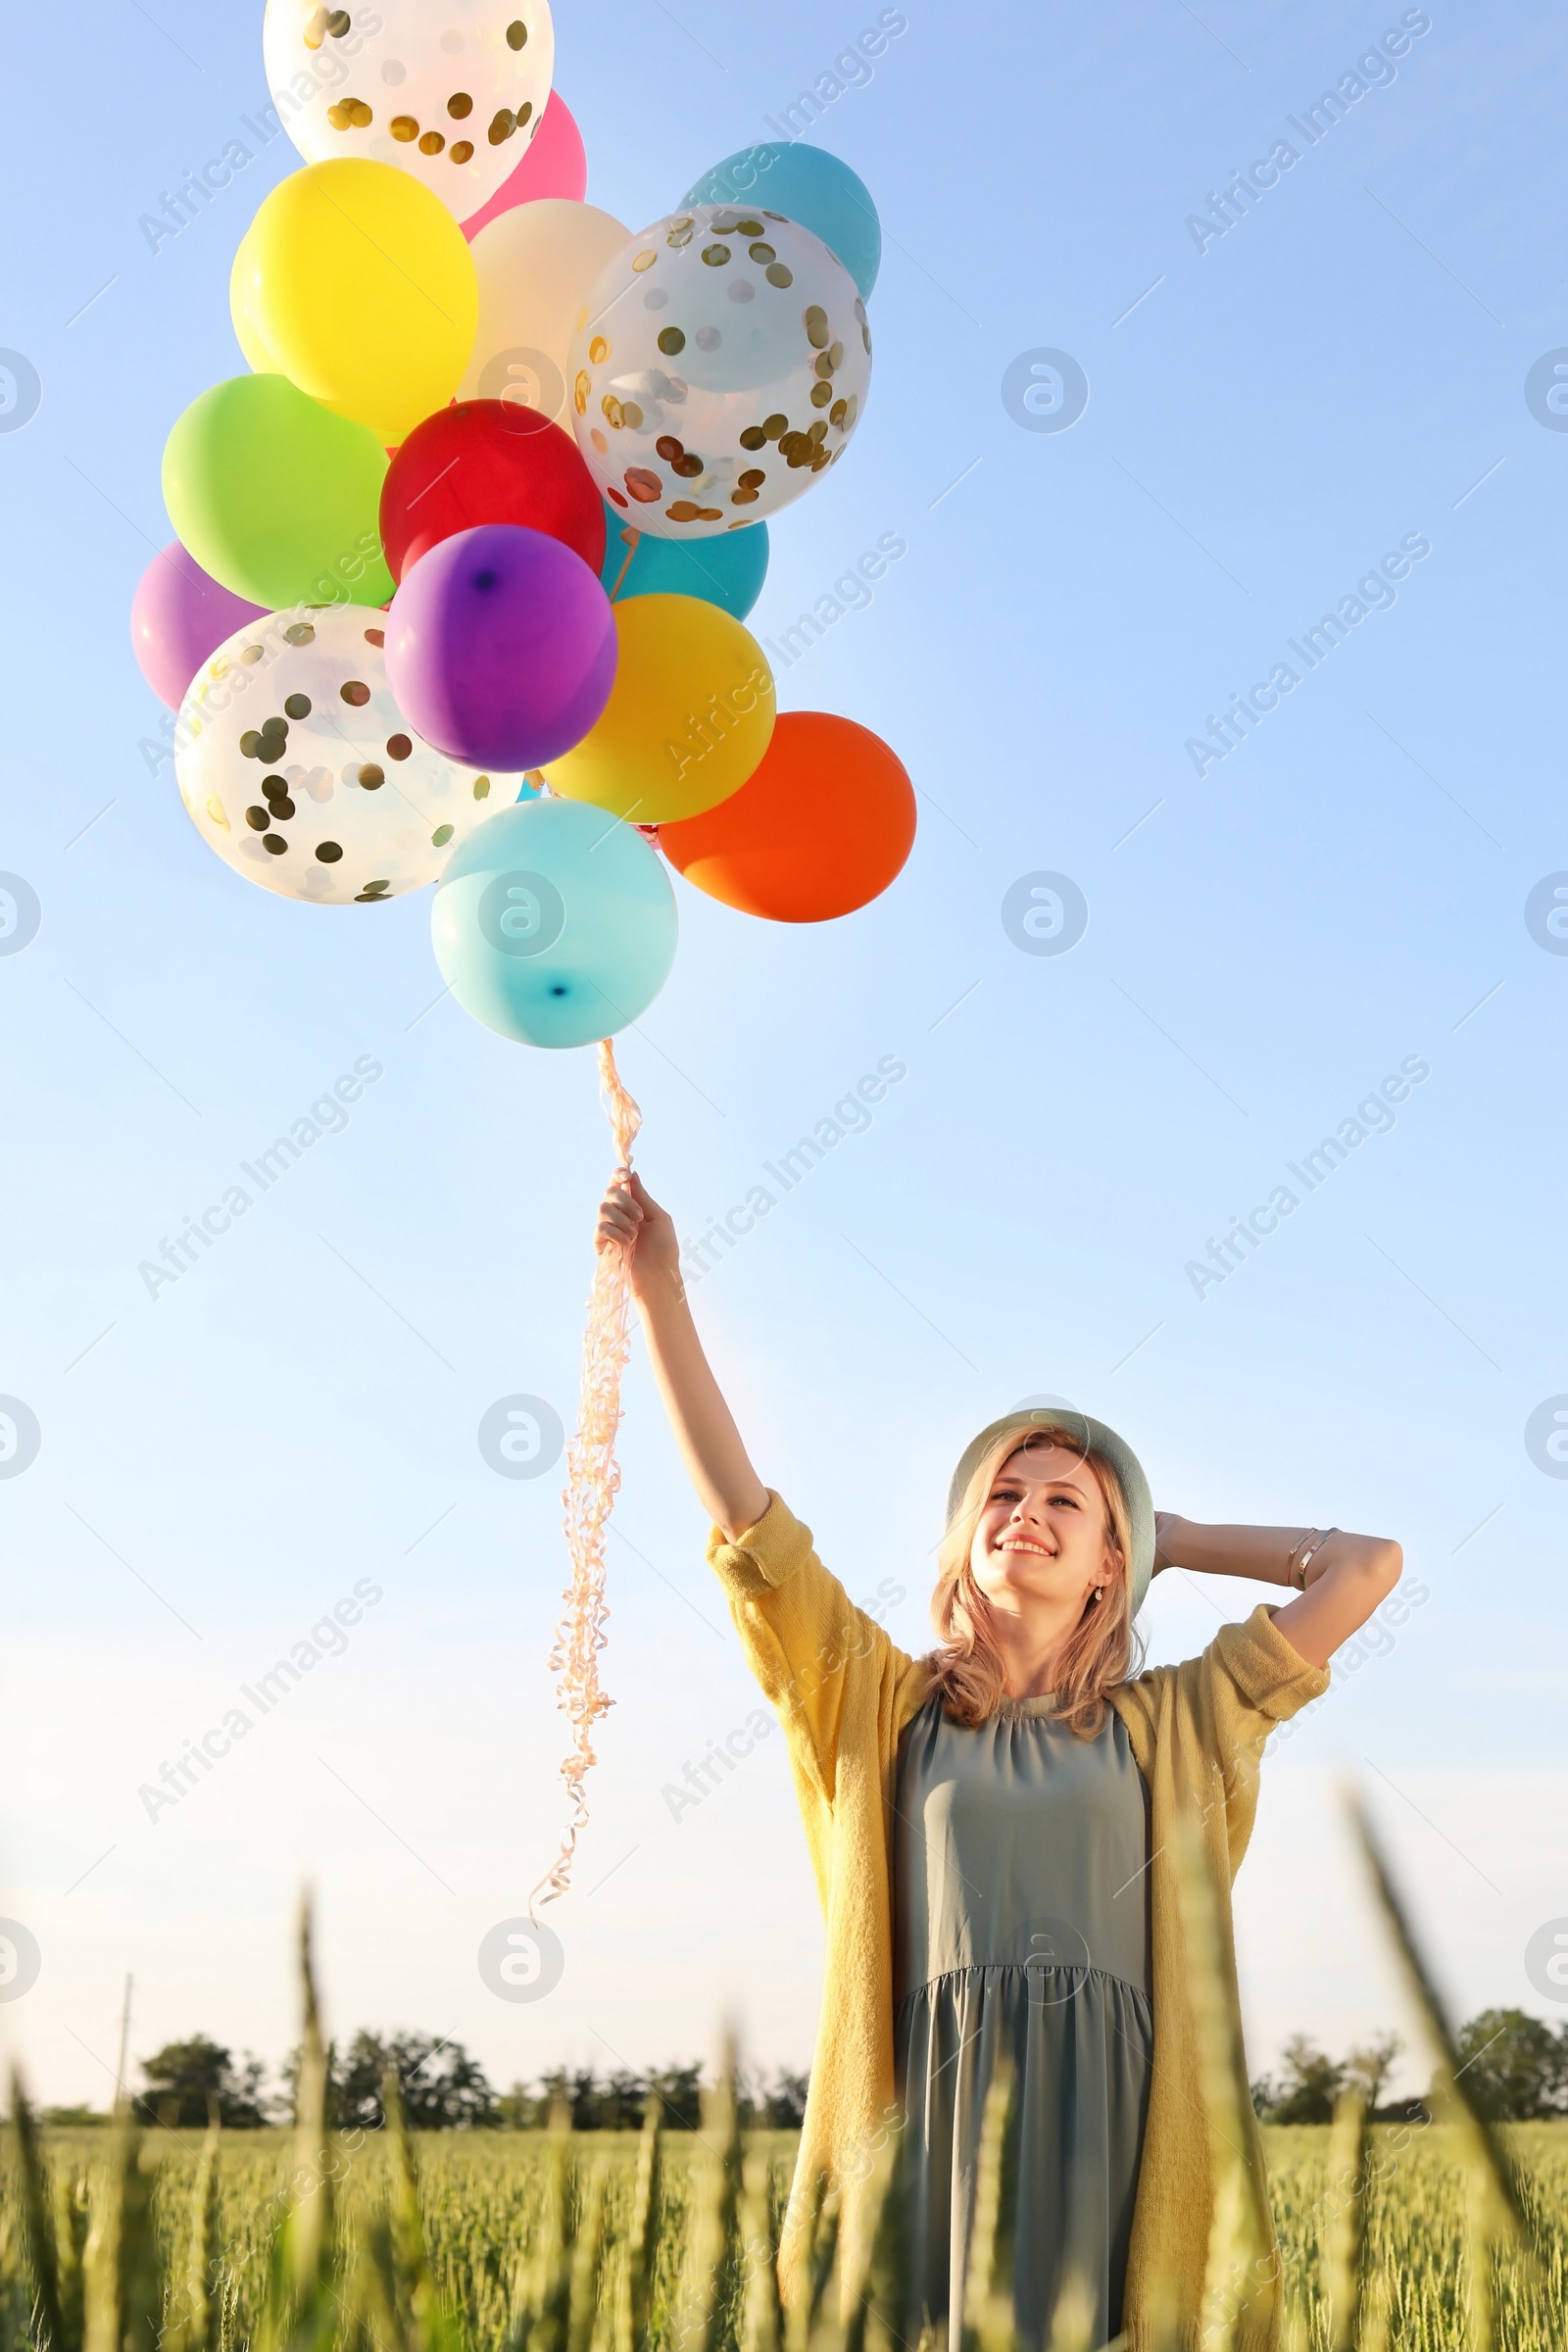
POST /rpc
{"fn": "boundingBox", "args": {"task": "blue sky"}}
[1,0,1565,2107]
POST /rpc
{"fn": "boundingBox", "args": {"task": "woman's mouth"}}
[998,1536,1053,1557]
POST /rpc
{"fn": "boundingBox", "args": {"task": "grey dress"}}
[892,1691,1154,2351]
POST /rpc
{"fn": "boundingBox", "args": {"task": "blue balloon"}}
[432,798,677,1051]
[681,144,881,301]
[599,504,769,620]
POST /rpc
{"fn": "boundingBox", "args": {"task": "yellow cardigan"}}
[706,1493,1331,2352]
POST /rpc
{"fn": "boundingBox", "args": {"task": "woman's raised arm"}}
[598,1169,770,1541]
[1152,1513,1402,1671]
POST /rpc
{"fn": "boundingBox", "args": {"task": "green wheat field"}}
[1,1805,1562,2351]
[4,2114,1566,2352]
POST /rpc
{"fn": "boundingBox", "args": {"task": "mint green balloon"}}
[162,374,394,611]
[432,798,677,1051]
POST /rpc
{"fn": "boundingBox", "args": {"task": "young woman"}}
[597,1171,1401,2352]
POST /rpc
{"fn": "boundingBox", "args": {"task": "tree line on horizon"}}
[38,2030,810,2133]
[1249,2010,1568,2124]
[32,2007,1568,2132]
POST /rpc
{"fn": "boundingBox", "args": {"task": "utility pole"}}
[115,1974,133,2112]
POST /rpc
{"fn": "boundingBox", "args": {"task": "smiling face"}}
[967,1442,1119,1621]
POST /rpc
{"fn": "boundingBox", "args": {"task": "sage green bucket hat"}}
[944,1405,1157,1618]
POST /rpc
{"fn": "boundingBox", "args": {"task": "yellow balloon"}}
[232,160,478,446]
[228,221,279,374]
[543,594,775,823]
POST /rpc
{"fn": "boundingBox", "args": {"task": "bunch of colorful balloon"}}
[132,0,915,1055]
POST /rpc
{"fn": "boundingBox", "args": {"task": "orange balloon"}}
[659,710,915,922]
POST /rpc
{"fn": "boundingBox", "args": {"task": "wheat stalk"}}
[1166,1811,1274,2352]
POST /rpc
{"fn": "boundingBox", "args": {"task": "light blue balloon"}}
[681,144,881,301]
[431,799,677,1051]
[600,503,769,620]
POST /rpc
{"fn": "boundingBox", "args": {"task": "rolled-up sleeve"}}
[706,1493,921,1804]
[1205,1602,1332,1726]
[707,1490,820,1597]
[1113,1604,1333,1873]
[1189,1604,1330,1853]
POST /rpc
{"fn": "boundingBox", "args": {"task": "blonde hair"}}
[924,1425,1144,1737]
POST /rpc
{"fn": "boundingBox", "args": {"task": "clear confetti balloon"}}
[261,0,555,222]
[567,203,872,541]
[174,606,526,906]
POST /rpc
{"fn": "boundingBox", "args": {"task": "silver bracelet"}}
[1287,1526,1341,1589]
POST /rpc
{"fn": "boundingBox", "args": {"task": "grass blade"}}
[960,2060,1014,2352]
[82,2102,162,2352]
[782,2178,840,2352]
[738,2134,782,2352]
[163,2113,222,2352]
[618,2098,662,2352]
[1321,2088,1368,2352]
[1167,1812,1273,2352]
[1345,1788,1538,2257]
[564,2157,608,2352]
[9,2074,64,2352]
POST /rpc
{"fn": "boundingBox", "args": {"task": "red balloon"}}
[380,402,606,584]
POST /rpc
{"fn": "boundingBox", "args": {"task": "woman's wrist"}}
[628,1255,689,1318]
[1284,1526,1342,1592]
[1152,1511,1187,1573]
[1152,1516,1315,1587]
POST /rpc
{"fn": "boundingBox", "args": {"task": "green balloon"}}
[162,374,394,611]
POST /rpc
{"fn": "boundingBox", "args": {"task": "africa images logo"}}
[478,871,566,956]
[1001,351,1090,435]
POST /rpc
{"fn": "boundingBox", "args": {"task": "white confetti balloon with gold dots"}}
[261,0,554,222]
[175,607,527,906]
[567,203,872,541]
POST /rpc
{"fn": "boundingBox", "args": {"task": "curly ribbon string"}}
[607,526,642,603]
[530,1036,643,1910]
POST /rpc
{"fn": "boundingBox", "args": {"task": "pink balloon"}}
[131,542,268,710]
[461,91,587,240]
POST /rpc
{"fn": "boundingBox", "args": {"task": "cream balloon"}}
[567,203,872,540]
[175,606,526,905]
[261,0,555,223]
[459,198,629,426]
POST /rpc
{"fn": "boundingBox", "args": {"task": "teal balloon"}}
[600,505,768,620]
[681,144,881,299]
[432,798,677,1050]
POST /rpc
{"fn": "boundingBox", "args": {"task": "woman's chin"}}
[976,1564,1076,1610]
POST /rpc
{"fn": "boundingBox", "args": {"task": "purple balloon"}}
[385,523,617,770]
[130,541,268,711]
